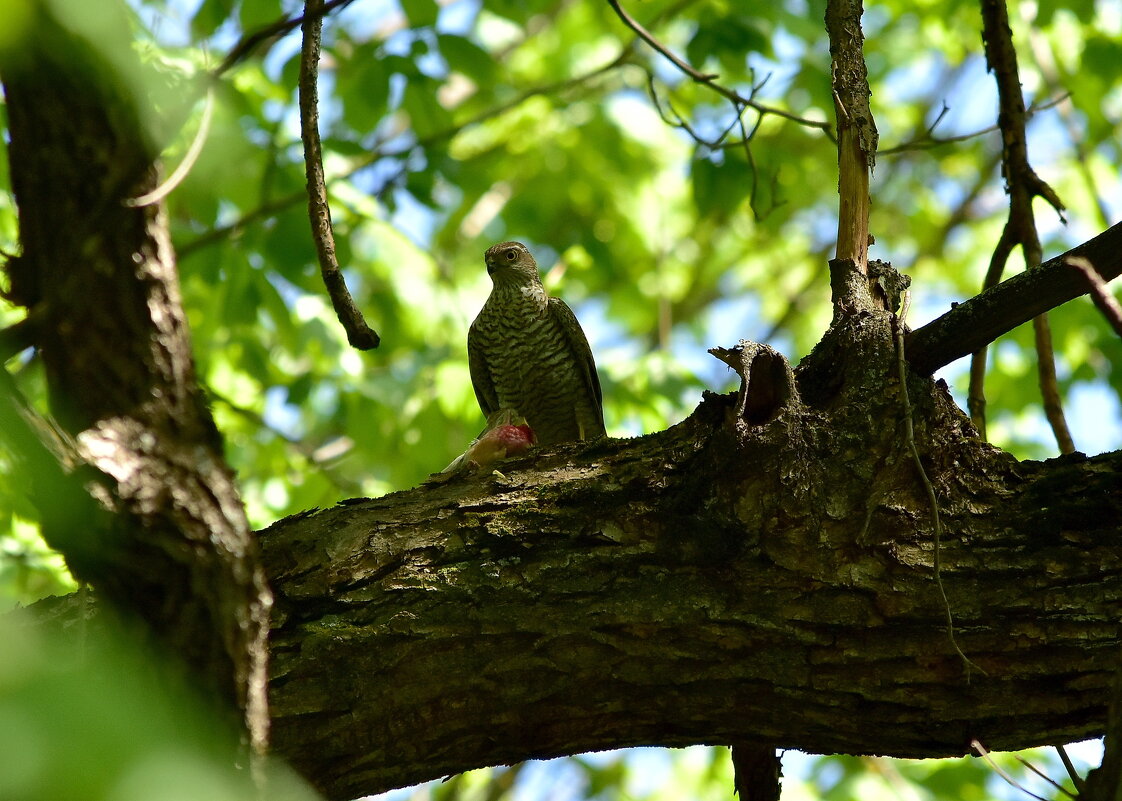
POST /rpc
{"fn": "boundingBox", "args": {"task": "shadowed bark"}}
[0,5,271,751]
[254,309,1122,799]
[4,4,1122,801]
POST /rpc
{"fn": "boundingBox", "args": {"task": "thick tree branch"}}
[220,308,1122,799]
[904,221,1122,375]
[251,377,1121,799]
[18,261,1122,800]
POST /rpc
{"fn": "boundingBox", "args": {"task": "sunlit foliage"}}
[1,0,1119,797]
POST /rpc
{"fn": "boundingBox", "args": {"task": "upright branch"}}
[0,3,272,756]
[825,0,877,282]
[972,0,1070,450]
[299,0,380,350]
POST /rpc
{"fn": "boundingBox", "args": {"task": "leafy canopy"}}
[0,0,1119,797]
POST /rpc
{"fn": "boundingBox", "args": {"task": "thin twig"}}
[895,293,986,678]
[1069,256,1122,339]
[207,386,365,496]
[1034,314,1075,453]
[125,87,215,208]
[879,94,1068,155]
[971,740,1050,801]
[606,0,834,138]
[608,0,717,81]
[737,111,761,217]
[299,0,380,350]
[968,225,1015,436]
[1012,754,1079,799]
[214,0,358,77]
[181,51,631,259]
[1055,744,1088,795]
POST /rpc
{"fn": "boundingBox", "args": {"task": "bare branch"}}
[972,741,1051,801]
[1055,745,1087,796]
[299,0,380,350]
[1034,314,1075,453]
[879,94,1068,155]
[1069,256,1122,339]
[904,222,1122,375]
[214,0,358,77]
[969,224,1015,437]
[606,0,834,137]
[1012,753,1078,799]
[977,0,1073,452]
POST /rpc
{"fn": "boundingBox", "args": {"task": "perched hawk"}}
[468,241,605,447]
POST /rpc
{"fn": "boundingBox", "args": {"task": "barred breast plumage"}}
[468,241,605,447]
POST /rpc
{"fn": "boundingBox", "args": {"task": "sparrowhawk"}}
[468,241,605,447]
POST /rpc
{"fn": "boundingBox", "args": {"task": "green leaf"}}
[190,0,231,39]
[239,0,282,31]
[336,52,391,133]
[402,74,453,137]
[686,15,771,75]
[438,34,496,84]
[400,0,439,28]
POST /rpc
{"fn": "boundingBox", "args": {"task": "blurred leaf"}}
[438,34,496,84]
[190,0,229,39]
[336,45,392,134]
[403,73,454,137]
[239,0,282,31]
[401,0,439,28]
[686,15,771,74]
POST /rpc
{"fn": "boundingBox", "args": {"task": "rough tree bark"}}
[249,285,1122,799]
[0,5,272,752]
[5,5,1122,801]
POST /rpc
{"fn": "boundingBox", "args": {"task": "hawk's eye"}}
[505,250,516,261]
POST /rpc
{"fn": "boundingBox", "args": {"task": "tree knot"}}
[709,341,799,427]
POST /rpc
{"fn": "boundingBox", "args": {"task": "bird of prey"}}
[468,241,605,447]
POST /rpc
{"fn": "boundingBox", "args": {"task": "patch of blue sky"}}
[437,0,480,35]
[389,186,440,246]
[336,0,399,40]
[128,0,202,46]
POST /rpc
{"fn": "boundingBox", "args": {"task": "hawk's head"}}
[484,241,539,283]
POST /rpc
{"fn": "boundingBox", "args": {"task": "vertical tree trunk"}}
[1,3,272,753]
